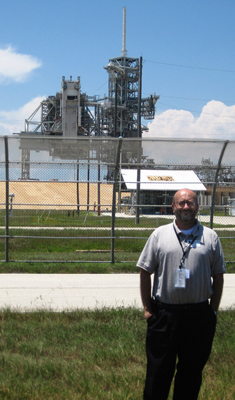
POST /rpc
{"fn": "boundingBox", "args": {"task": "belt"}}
[151,299,209,312]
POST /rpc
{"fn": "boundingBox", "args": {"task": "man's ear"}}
[172,203,175,214]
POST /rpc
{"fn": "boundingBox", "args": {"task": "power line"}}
[145,59,235,74]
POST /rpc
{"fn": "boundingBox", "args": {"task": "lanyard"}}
[174,227,197,269]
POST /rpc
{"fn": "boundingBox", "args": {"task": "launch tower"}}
[23,7,159,139]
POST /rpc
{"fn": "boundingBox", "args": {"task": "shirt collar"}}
[173,219,200,237]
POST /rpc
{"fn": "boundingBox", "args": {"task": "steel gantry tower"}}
[23,7,159,139]
[17,7,159,180]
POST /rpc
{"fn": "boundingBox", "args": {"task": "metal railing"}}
[1,135,235,265]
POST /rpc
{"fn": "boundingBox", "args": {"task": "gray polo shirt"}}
[137,219,226,304]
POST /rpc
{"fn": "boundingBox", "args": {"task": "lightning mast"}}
[103,7,159,137]
[122,7,127,57]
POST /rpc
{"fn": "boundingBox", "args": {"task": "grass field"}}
[0,308,234,400]
[1,209,235,272]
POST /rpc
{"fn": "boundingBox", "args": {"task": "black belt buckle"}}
[151,298,164,311]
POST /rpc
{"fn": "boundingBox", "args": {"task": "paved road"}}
[0,273,234,312]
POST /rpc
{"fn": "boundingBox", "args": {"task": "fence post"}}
[111,137,123,263]
[4,136,9,262]
[210,140,228,229]
[135,57,142,224]
[135,143,141,224]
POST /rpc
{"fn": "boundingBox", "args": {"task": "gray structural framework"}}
[17,7,159,180]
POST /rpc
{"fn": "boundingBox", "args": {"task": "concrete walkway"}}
[0,274,234,312]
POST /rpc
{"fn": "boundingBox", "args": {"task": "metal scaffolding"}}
[21,7,159,139]
[16,7,159,180]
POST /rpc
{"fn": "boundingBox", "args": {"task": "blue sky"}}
[1,0,235,139]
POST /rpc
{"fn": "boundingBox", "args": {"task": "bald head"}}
[172,189,198,205]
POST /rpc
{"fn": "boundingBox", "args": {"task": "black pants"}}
[143,304,217,400]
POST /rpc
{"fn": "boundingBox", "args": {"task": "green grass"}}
[0,262,138,274]
[0,261,234,274]
[1,208,235,229]
[1,209,171,228]
[0,308,234,399]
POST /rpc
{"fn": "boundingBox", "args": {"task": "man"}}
[137,188,225,400]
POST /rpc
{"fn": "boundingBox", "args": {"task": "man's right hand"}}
[144,311,153,321]
[145,310,153,321]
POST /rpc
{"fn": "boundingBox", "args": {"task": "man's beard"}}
[176,210,196,222]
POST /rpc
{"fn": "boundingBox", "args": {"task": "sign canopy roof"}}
[121,169,206,191]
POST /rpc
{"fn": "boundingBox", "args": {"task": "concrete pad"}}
[0,274,234,312]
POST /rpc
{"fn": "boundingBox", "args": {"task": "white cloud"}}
[0,46,42,83]
[146,100,235,140]
[0,96,45,135]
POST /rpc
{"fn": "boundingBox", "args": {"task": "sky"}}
[1,0,235,141]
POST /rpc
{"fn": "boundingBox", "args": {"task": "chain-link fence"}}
[1,135,235,266]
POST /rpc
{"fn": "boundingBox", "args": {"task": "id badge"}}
[175,269,186,288]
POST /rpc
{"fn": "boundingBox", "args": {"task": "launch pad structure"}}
[25,58,158,139]
[16,7,160,180]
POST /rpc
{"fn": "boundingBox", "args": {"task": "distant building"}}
[120,169,206,214]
